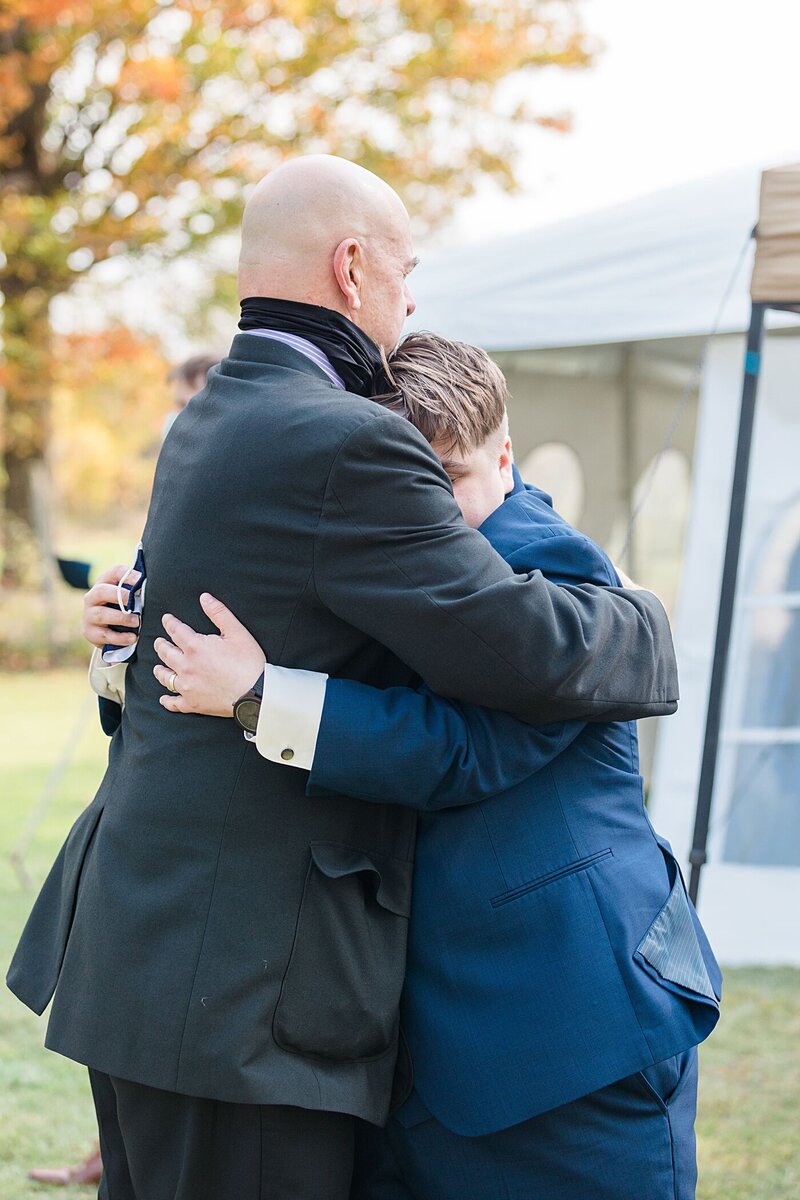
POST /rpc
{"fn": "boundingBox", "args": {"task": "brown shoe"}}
[29,1145,103,1186]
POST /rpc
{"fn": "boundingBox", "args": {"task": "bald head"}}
[238,155,418,350]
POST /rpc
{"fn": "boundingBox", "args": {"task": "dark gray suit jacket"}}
[7,335,678,1124]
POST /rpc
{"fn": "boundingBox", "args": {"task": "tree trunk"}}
[1,279,52,585]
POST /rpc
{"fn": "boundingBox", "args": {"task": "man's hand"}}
[153,593,266,718]
[82,564,141,648]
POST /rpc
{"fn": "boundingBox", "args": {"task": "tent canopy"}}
[409,169,766,352]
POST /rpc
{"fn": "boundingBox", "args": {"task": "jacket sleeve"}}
[313,412,678,724]
[306,679,584,809]
[307,524,616,809]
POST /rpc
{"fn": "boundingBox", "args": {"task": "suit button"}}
[280,748,294,761]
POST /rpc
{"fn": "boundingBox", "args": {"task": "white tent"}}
[409,169,762,350]
[408,168,800,965]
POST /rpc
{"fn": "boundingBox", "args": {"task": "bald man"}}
[9,155,678,1200]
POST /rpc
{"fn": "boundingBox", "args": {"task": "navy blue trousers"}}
[351,1049,698,1200]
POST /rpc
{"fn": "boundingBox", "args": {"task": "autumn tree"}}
[0,0,592,581]
[50,326,172,521]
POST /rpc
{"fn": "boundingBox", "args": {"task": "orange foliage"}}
[1,0,595,573]
[118,57,190,104]
[50,327,173,521]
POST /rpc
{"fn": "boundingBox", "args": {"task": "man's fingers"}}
[86,599,140,629]
[81,563,142,648]
[86,617,138,642]
[83,583,140,648]
[84,630,132,649]
[87,582,135,609]
[153,664,172,690]
[153,641,183,674]
[95,628,139,648]
[154,665,192,709]
[95,563,135,586]
[159,694,193,714]
[162,613,199,651]
[83,595,139,648]
[199,593,241,639]
[86,606,139,631]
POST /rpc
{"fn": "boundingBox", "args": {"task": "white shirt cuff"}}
[254,664,329,770]
[88,647,128,706]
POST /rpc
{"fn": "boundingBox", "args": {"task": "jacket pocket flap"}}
[310,842,412,918]
[636,872,718,1002]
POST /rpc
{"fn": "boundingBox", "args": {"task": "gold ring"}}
[167,671,179,694]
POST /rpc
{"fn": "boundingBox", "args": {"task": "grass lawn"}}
[0,669,798,1198]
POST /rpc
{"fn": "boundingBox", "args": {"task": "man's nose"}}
[405,287,416,317]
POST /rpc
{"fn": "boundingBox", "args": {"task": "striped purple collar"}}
[246,329,345,390]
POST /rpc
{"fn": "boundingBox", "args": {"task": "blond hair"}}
[381,332,508,456]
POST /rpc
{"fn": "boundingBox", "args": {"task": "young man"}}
[149,333,720,1200]
[10,157,679,1200]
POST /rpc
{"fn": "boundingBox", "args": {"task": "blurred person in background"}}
[163,353,221,439]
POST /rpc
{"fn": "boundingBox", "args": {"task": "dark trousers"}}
[351,1049,699,1200]
[89,1069,354,1200]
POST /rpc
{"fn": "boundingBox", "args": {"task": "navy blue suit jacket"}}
[307,468,721,1136]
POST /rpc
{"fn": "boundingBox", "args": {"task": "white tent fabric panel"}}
[409,170,763,350]
[649,333,800,965]
[647,336,742,861]
[404,166,800,963]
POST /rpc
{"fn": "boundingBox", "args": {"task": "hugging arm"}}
[118,411,677,728]
[312,414,677,724]
[305,527,616,809]
[307,680,583,809]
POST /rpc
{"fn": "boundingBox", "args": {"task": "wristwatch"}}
[233,671,265,734]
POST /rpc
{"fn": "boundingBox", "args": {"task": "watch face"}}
[236,699,260,734]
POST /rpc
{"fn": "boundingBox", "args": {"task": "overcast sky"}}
[444,0,800,245]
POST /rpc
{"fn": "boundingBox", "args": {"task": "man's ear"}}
[333,238,363,314]
[500,436,515,494]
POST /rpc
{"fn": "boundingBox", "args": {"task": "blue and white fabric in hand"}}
[89,543,145,733]
[101,543,146,665]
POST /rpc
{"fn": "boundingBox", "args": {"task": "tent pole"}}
[620,344,637,578]
[688,302,767,905]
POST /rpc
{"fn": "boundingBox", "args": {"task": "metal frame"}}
[689,299,800,904]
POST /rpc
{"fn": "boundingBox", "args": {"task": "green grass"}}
[1,672,108,1196]
[0,669,798,1198]
[696,968,800,1199]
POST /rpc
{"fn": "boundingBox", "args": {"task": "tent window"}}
[720,499,800,867]
[518,443,585,527]
[609,448,691,612]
